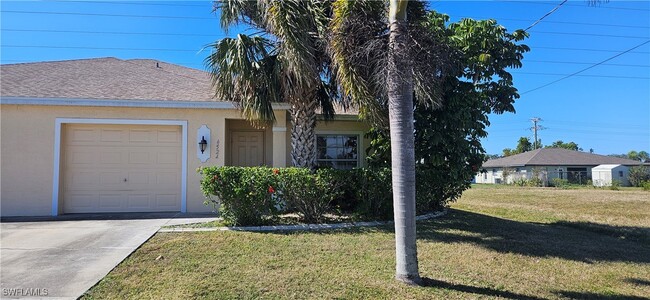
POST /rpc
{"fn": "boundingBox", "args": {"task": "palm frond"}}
[262,0,322,91]
[204,34,281,124]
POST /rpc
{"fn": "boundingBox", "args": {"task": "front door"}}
[231,131,265,166]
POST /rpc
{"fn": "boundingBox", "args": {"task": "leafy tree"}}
[638,151,649,162]
[206,0,336,168]
[546,140,582,151]
[502,137,532,156]
[628,166,650,187]
[628,150,639,161]
[516,137,533,153]
[332,3,527,283]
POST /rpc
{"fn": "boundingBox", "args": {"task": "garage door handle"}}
[124,178,128,182]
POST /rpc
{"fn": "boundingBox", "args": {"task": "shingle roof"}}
[0,57,214,101]
[482,148,643,167]
[0,57,359,116]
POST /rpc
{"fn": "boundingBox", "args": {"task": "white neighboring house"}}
[476,148,643,186]
[592,164,630,187]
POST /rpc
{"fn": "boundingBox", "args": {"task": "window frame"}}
[315,131,363,169]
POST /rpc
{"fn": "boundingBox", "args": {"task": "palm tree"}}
[330,0,451,284]
[205,0,336,168]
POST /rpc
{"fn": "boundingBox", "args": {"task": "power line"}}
[529,30,649,39]
[522,0,567,33]
[4,9,648,29]
[521,40,650,95]
[511,72,649,79]
[4,42,648,55]
[0,10,215,20]
[528,46,649,54]
[453,15,649,29]
[45,0,211,7]
[2,45,202,52]
[524,60,649,68]
[1,28,223,38]
[495,1,650,12]
[4,28,647,40]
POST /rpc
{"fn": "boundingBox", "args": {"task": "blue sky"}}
[1,0,648,155]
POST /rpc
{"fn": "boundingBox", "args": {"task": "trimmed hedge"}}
[200,166,447,226]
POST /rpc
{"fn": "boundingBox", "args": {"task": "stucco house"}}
[475,148,643,186]
[0,58,369,217]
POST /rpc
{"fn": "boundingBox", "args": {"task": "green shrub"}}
[351,168,393,220]
[200,166,448,225]
[628,166,650,187]
[527,177,543,187]
[610,180,621,191]
[200,167,282,226]
[279,168,345,223]
[642,181,650,191]
[551,178,569,189]
[512,178,528,187]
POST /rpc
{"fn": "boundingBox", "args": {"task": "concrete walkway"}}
[0,213,217,299]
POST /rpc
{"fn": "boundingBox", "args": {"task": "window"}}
[619,171,624,177]
[492,169,497,175]
[316,134,359,169]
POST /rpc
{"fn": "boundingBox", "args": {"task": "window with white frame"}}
[316,134,359,169]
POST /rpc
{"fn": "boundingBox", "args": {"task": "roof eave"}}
[0,96,292,110]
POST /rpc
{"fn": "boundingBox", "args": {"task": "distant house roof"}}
[0,57,214,102]
[482,148,643,168]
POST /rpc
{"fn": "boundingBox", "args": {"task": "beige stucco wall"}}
[0,104,368,216]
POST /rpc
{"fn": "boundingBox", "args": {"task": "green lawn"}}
[82,185,650,299]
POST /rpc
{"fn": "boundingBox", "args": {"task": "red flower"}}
[268,186,275,194]
[273,168,280,175]
[210,174,218,183]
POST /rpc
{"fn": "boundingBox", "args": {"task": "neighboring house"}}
[0,58,369,217]
[475,148,644,186]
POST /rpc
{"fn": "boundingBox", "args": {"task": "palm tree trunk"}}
[290,96,318,168]
[388,0,421,285]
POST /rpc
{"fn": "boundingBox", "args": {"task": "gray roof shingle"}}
[0,57,359,116]
[482,148,643,167]
[0,57,214,101]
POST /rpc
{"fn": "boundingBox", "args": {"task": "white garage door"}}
[62,124,182,213]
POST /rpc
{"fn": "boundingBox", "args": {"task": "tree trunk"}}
[388,0,421,285]
[290,97,318,168]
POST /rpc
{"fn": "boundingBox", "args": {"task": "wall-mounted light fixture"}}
[199,136,208,154]
[197,125,211,163]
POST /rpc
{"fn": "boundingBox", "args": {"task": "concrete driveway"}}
[0,213,216,299]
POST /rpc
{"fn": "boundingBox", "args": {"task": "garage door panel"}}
[100,129,124,142]
[69,128,97,143]
[156,172,179,186]
[126,194,151,209]
[129,129,154,143]
[155,194,179,209]
[157,130,180,143]
[98,194,123,210]
[128,172,150,185]
[64,193,97,212]
[100,151,123,164]
[157,151,179,164]
[63,124,181,213]
[128,151,153,164]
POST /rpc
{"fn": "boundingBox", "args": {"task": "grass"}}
[82,185,650,299]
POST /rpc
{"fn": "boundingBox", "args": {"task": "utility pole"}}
[530,117,546,149]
